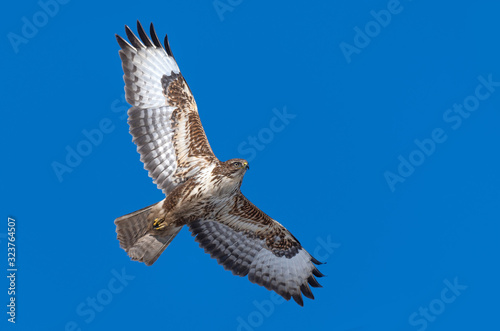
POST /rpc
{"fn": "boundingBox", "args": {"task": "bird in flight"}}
[114,21,324,306]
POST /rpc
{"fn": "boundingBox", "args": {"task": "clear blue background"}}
[2,0,500,330]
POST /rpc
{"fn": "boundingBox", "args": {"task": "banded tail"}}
[114,202,182,266]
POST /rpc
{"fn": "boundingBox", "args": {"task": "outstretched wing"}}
[188,193,324,306]
[116,21,217,195]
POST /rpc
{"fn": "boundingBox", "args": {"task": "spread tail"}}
[114,202,182,266]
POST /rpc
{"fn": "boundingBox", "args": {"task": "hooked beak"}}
[243,162,249,170]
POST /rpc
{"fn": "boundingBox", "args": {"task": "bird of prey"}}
[114,21,324,306]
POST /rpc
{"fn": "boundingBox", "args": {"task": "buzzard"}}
[114,21,324,306]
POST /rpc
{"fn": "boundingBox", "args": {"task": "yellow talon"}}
[153,218,164,230]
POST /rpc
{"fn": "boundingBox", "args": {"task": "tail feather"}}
[114,202,182,266]
[128,232,181,266]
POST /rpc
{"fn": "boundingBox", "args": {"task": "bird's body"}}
[114,22,324,306]
[145,160,247,230]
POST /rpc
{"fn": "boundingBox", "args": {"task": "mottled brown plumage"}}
[114,21,323,306]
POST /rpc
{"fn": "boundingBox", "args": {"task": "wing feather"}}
[125,25,145,49]
[136,21,154,47]
[188,194,323,306]
[149,23,163,48]
[117,22,218,194]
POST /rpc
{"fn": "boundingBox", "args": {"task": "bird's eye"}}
[233,162,242,168]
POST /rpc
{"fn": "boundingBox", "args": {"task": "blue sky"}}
[2,0,500,330]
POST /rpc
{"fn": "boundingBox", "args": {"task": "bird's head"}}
[212,159,250,194]
[224,158,250,176]
[221,158,250,183]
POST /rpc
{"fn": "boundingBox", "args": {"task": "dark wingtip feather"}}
[312,266,325,278]
[149,23,163,48]
[125,25,145,49]
[163,34,174,58]
[292,293,304,306]
[136,20,154,47]
[300,283,315,300]
[116,34,134,50]
[310,255,324,265]
[307,275,323,288]
[282,292,292,301]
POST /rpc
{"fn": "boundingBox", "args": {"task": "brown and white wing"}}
[116,21,217,195]
[188,193,324,306]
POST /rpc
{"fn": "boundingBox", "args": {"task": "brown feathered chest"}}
[147,162,240,230]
